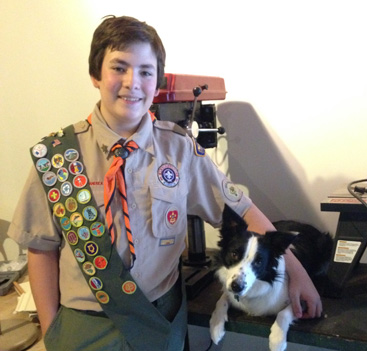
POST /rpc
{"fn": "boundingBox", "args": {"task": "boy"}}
[8,15,321,351]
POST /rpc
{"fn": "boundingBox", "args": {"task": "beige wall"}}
[1,0,367,255]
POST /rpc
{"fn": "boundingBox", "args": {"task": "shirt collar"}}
[91,103,155,159]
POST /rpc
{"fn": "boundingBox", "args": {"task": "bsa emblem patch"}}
[122,281,136,295]
[157,163,179,187]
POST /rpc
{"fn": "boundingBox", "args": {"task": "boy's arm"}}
[28,248,60,336]
[243,203,322,319]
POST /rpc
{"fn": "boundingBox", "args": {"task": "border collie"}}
[210,205,333,351]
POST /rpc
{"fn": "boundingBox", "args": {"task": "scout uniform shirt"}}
[8,103,252,311]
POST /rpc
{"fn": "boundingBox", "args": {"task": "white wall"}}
[1,0,367,252]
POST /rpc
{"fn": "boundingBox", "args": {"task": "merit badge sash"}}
[30,124,174,350]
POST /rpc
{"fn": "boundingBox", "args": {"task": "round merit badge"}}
[36,158,51,172]
[48,188,60,203]
[122,281,136,295]
[157,163,179,187]
[64,148,79,162]
[32,144,47,158]
[93,255,108,270]
[82,261,96,276]
[95,291,110,304]
[89,277,103,290]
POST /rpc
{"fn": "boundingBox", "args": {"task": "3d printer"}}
[151,73,227,298]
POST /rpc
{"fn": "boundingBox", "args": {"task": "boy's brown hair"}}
[89,16,166,89]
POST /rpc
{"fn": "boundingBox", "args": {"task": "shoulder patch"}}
[153,120,186,137]
[74,120,91,134]
[191,137,206,157]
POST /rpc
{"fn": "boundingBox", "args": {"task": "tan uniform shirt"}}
[8,104,252,311]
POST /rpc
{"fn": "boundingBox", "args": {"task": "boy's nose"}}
[124,70,139,90]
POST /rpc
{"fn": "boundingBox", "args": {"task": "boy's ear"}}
[154,88,159,97]
[90,75,100,89]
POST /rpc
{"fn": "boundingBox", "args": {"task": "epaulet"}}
[153,119,186,137]
[73,120,91,134]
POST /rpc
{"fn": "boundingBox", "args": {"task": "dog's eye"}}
[231,251,239,260]
[254,255,263,266]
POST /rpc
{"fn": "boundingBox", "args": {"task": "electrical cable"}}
[347,178,367,209]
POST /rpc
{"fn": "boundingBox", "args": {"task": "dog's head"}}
[216,205,297,300]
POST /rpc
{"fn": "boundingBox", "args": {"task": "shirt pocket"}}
[149,184,188,238]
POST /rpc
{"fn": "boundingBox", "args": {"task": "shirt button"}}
[127,168,133,174]
[131,203,137,210]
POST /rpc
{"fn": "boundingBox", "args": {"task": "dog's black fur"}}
[210,205,333,351]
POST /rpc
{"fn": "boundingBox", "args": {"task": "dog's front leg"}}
[269,304,295,351]
[210,292,230,344]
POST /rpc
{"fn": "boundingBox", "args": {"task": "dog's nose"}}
[231,280,245,293]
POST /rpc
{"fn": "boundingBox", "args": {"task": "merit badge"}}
[74,248,85,263]
[192,137,206,157]
[65,197,78,213]
[157,163,179,188]
[42,171,57,187]
[122,281,137,295]
[91,222,105,237]
[60,181,73,197]
[51,154,64,168]
[77,189,91,204]
[85,241,98,256]
[53,203,66,217]
[78,226,91,241]
[89,277,103,290]
[32,144,47,158]
[82,261,96,276]
[83,206,98,222]
[66,230,78,246]
[222,180,242,202]
[56,167,69,182]
[60,216,71,231]
[69,161,84,175]
[64,148,79,162]
[36,158,51,172]
[70,212,83,227]
[166,208,178,227]
[48,188,60,203]
[95,291,110,304]
[73,174,88,188]
[93,255,108,270]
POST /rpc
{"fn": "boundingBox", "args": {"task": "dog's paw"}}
[269,322,287,351]
[209,312,227,344]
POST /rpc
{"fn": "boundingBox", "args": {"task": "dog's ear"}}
[263,231,297,256]
[221,204,248,232]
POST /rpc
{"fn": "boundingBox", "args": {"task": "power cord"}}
[347,179,367,209]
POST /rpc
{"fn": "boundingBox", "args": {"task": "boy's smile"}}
[91,42,159,138]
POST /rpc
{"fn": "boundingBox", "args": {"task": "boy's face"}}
[91,42,159,137]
